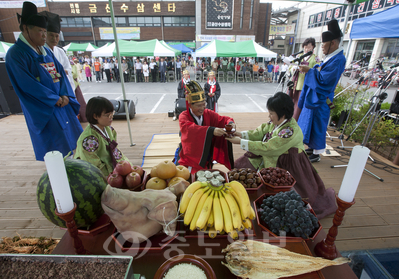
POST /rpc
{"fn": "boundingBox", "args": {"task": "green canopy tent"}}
[92,39,181,57]
[0,42,13,59]
[195,40,277,82]
[63,42,98,52]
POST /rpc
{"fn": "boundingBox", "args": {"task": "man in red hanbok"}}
[178,81,234,174]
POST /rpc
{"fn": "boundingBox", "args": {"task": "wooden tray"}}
[254,193,322,241]
[60,214,112,236]
[112,228,179,252]
[257,168,296,192]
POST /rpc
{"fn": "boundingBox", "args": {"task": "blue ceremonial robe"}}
[6,38,83,161]
[297,50,346,150]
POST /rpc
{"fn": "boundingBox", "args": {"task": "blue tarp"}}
[169,43,193,53]
[350,5,399,40]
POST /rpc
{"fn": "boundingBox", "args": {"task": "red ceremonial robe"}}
[178,109,234,174]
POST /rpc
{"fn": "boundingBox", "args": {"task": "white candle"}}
[338,145,370,203]
[44,151,74,214]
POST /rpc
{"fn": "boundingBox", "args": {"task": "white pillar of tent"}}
[108,0,135,146]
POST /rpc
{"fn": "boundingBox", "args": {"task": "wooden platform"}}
[1,113,398,252]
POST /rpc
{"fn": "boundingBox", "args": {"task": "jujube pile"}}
[259,167,294,186]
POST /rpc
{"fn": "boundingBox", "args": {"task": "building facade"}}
[285,1,398,69]
[0,0,272,48]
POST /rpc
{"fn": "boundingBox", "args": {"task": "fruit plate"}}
[253,193,322,241]
[111,228,179,252]
[257,168,296,192]
[195,169,228,184]
[60,214,112,236]
[176,218,256,239]
[153,254,217,279]
[249,238,325,279]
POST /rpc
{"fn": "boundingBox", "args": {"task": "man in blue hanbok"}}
[6,2,83,161]
[297,19,346,162]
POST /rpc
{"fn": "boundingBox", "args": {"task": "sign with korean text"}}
[206,0,234,29]
[269,24,296,36]
[99,27,140,40]
[308,1,398,29]
[196,35,235,42]
[0,0,46,8]
[236,35,255,42]
[289,37,294,45]
[54,1,185,16]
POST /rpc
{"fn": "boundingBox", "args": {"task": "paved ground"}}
[79,70,399,115]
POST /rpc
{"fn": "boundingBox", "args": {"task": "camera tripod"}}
[330,70,399,182]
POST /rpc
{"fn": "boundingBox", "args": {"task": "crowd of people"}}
[6,1,348,223]
[73,55,194,83]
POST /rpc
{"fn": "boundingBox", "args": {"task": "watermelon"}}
[37,158,107,228]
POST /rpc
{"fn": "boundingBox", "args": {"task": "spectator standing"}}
[122,59,129,82]
[135,58,143,82]
[143,60,149,82]
[159,58,167,82]
[212,59,218,72]
[273,62,280,83]
[84,61,92,82]
[113,59,120,82]
[176,58,182,80]
[266,61,274,83]
[94,58,102,82]
[149,58,157,82]
[103,60,112,82]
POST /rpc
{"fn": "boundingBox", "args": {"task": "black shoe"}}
[309,154,321,163]
[305,148,314,155]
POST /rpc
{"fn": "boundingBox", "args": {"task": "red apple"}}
[126,172,142,189]
[131,165,144,177]
[107,173,124,188]
[114,160,132,176]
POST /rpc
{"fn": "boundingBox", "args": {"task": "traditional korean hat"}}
[38,11,61,33]
[185,81,205,104]
[208,71,215,76]
[183,69,190,75]
[17,2,47,29]
[322,19,343,43]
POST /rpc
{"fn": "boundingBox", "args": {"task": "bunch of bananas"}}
[179,180,255,239]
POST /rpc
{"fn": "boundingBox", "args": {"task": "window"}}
[60,17,92,28]
[128,17,161,27]
[92,17,111,27]
[163,17,195,27]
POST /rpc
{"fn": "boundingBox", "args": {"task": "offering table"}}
[53,186,357,279]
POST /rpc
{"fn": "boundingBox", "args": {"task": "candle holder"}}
[314,195,355,260]
[55,203,88,255]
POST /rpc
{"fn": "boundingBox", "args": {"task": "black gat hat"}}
[17,1,47,29]
[322,19,343,43]
[38,11,61,33]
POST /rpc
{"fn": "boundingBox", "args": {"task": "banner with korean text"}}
[99,27,140,40]
[269,24,296,36]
